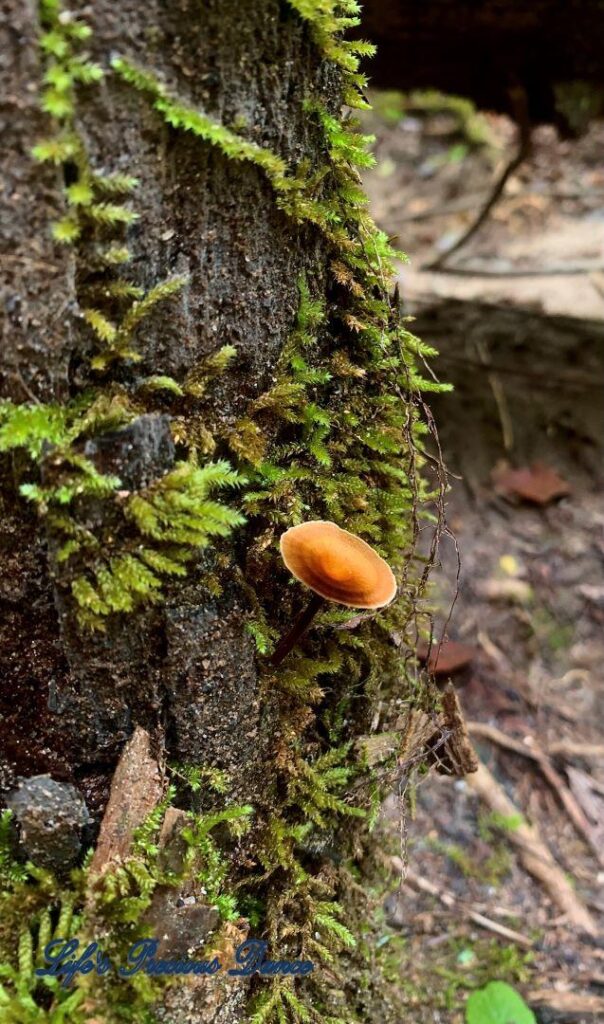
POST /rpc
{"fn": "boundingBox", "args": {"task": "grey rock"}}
[5,775,90,873]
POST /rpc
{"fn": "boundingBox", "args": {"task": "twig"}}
[392,858,533,948]
[548,740,604,759]
[399,189,604,223]
[423,261,604,278]
[397,193,491,222]
[475,339,514,452]
[0,253,60,272]
[434,353,603,393]
[477,631,511,671]
[528,990,604,1018]
[424,96,532,272]
[468,722,604,867]
[467,760,598,936]
[426,684,478,776]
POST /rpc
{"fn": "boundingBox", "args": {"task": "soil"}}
[362,97,604,1021]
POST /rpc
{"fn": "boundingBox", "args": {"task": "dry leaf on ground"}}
[417,638,477,675]
[492,461,571,505]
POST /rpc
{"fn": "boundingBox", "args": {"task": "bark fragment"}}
[89,725,163,874]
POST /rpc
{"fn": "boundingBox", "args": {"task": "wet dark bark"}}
[0,0,337,818]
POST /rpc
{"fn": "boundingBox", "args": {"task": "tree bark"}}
[1,0,331,812]
[0,3,454,1022]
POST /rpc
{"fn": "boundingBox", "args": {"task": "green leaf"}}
[466,982,536,1024]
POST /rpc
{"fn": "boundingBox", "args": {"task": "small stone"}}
[6,775,90,874]
[143,888,219,957]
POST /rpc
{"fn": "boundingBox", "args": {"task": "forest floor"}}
[361,96,604,1022]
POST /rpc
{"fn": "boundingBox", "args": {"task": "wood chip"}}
[89,726,164,875]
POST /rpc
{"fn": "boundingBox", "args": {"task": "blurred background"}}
[356,7,604,1019]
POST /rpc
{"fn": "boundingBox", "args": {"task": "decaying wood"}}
[392,858,533,949]
[426,684,478,776]
[356,732,401,768]
[469,721,604,867]
[89,726,164,875]
[467,760,599,937]
[389,682,478,783]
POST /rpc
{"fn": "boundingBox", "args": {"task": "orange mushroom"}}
[269,520,396,667]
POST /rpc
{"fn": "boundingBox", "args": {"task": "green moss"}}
[0,397,245,629]
[370,88,495,149]
[111,58,289,179]
[428,837,512,888]
[0,796,253,1022]
[170,764,232,796]
[284,743,365,828]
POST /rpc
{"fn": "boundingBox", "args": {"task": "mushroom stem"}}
[269,592,326,668]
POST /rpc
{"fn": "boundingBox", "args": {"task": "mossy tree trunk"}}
[1,0,339,811]
[0,2,448,1022]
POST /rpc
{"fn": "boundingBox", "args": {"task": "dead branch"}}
[468,722,604,867]
[528,989,604,1020]
[425,95,532,272]
[548,740,604,759]
[467,760,598,936]
[428,684,478,776]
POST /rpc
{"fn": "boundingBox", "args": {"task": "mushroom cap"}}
[279,520,397,609]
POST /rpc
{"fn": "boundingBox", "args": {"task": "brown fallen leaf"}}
[418,638,477,675]
[492,460,571,505]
